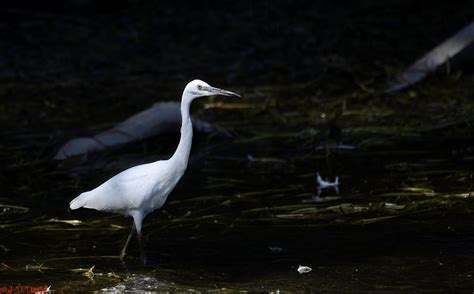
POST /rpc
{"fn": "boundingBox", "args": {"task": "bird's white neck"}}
[169,96,193,172]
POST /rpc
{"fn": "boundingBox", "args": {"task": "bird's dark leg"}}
[137,228,145,264]
[120,220,136,261]
[131,210,146,265]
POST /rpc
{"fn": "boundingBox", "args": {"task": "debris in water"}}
[316,173,339,188]
[297,265,312,274]
[83,265,95,279]
[0,263,13,270]
[268,246,283,252]
[316,172,340,196]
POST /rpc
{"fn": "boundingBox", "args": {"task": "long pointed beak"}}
[206,86,241,98]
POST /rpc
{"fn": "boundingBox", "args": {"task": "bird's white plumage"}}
[70,160,180,215]
[68,79,241,261]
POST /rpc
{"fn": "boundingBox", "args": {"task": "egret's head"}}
[183,79,241,100]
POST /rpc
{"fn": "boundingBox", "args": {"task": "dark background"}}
[1,0,473,140]
[1,0,473,84]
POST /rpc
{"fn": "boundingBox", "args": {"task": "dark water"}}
[1,1,474,292]
[1,119,474,292]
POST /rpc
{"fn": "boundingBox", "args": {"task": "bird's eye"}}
[197,85,202,91]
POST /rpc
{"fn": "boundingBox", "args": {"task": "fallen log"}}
[54,101,214,160]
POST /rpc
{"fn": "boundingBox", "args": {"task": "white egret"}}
[69,79,241,262]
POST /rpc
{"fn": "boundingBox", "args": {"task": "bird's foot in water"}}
[119,253,148,266]
[119,251,126,262]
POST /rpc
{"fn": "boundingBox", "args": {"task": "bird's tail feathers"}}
[69,192,89,210]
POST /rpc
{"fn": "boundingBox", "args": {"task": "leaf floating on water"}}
[289,207,319,214]
[71,267,94,273]
[455,192,473,198]
[243,205,311,215]
[395,187,436,197]
[46,218,82,226]
[383,203,406,210]
[199,214,222,220]
[442,192,473,198]
[220,200,231,206]
[25,263,51,272]
[325,203,368,214]
[352,215,398,225]
[0,204,29,215]
[110,224,126,230]
[401,187,435,193]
